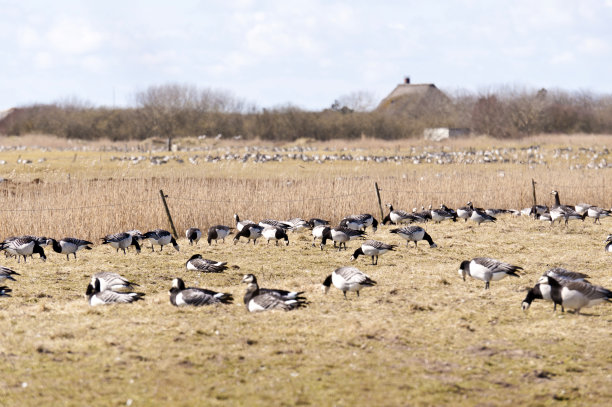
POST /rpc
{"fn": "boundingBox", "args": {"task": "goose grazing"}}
[458,257,522,289]
[307,218,330,228]
[86,278,145,306]
[126,230,144,246]
[233,223,263,245]
[0,266,19,282]
[259,219,292,231]
[606,234,612,252]
[169,278,233,306]
[389,226,437,248]
[321,266,376,299]
[312,225,330,248]
[0,237,47,263]
[544,267,590,283]
[470,208,496,225]
[285,218,309,233]
[92,272,139,292]
[320,226,365,251]
[241,274,306,312]
[536,275,612,313]
[587,206,611,224]
[522,267,592,311]
[185,227,202,245]
[207,225,232,245]
[431,205,457,223]
[456,202,474,222]
[186,254,228,273]
[47,237,93,260]
[262,226,289,246]
[350,240,396,265]
[143,229,179,252]
[101,232,141,255]
[241,274,305,301]
[383,204,423,225]
[234,213,254,232]
[550,190,586,225]
[342,214,378,233]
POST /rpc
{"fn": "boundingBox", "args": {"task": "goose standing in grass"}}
[185,227,202,245]
[241,274,305,301]
[536,275,612,313]
[86,278,145,306]
[0,286,12,297]
[259,219,292,230]
[127,230,144,246]
[470,208,497,225]
[389,226,437,248]
[241,274,307,312]
[233,223,263,245]
[143,229,179,252]
[320,226,365,251]
[383,204,421,225]
[186,254,228,273]
[350,240,396,265]
[169,278,233,306]
[458,257,522,289]
[523,267,592,311]
[285,218,309,233]
[92,272,140,292]
[207,225,232,245]
[321,266,376,299]
[550,190,586,225]
[262,226,289,246]
[47,237,93,260]
[234,213,254,232]
[342,214,378,233]
[101,232,141,255]
[573,203,592,216]
[307,218,330,228]
[0,237,47,263]
[431,205,457,223]
[456,202,474,222]
[606,234,612,252]
[312,225,330,247]
[0,266,19,282]
[587,206,611,224]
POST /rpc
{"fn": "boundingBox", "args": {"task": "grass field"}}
[0,134,611,406]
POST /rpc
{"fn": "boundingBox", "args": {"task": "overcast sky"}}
[1,0,611,111]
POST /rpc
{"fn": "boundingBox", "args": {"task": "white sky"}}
[1,0,611,111]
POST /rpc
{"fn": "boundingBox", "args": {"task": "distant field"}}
[0,134,611,406]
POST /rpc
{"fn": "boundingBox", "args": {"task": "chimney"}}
[404,76,410,84]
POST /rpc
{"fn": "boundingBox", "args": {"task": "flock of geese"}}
[1,189,611,314]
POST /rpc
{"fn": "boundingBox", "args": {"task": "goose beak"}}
[521,302,530,312]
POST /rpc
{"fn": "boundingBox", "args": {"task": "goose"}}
[241,274,306,312]
[485,208,511,217]
[413,207,432,221]
[285,218,309,233]
[342,214,378,233]
[185,227,202,245]
[606,234,612,252]
[470,209,496,225]
[169,278,233,306]
[92,272,139,292]
[101,232,141,255]
[259,219,292,230]
[86,278,145,306]
[241,274,305,301]
[262,226,289,246]
[389,226,437,248]
[47,237,93,260]
[312,225,330,247]
[0,266,19,282]
[543,267,589,282]
[536,275,612,313]
[550,190,586,225]
[186,254,228,273]
[307,218,330,228]
[0,286,11,297]
[456,202,473,222]
[350,240,396,265]
[321,266,376,299]
[535,212,552,224]
[320,226,365,251]
[383,204,422,225]
[207,225,232,245]
[573,203,592,216]
[431,205,457,223]
[233,223,263,245]
[234,213,254,232]
[143,229,179,252]
[522,268,591,311]
[0,237,47,263]
[127,230,144,246]
[587,207,611,224]
[458,257,522,289]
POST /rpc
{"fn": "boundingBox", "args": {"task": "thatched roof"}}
[376,83,450,116]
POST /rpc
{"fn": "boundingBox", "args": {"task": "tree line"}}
[1,83,611,141]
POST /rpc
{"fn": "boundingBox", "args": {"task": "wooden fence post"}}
[159,189,178,238]
[531,179,537,206]
[375,182,384,221]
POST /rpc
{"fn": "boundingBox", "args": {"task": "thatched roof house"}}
[376,78,450,117]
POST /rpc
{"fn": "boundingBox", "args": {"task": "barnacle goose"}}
[350,240,396,265]
[389,226,437,248]
[0,237,47,263]
[262,226,289,246]
[431,205,457,223]
[341,214,379,233]
[169,278,233,306]
[233,223,263,245]
[550,190,586,225]
[241,274,306,312]
[185,227,202,245]
[320,226,365,251]
[522,267,592,311]
[312,225,330,247]
[606,234,612,252]
[259,219,292,231]
[241,274,305,301]
[186,254,228,273]
[0,286,11,297]
[143,229,179,252]
[127,230,144,246]
[0,266,19,282]
[101,232,141,254]
[535,212,552,224]
[536,275,612,313]
[285,218,309,232]
[307,218,330,228]
[92,272,140,292]
[470,208,496,225]
[587,207,611,224]
[207,225,232,245]
[485,208,511,217]
[321,266,376,299]
[383,204,423,225]
[458,257,522,289]
[573,203,592,216]
[456,202,473,222]
[234,214,254,232]
[86,278,145,306]
[47,237,93,260]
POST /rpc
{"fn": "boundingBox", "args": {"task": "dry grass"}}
[0,135,611,406]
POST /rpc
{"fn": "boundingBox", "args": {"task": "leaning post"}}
[159,189,178,238]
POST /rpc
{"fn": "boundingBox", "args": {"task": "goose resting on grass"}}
[169,278,233,306]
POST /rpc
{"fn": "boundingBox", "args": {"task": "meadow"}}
[0,134,611,406]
